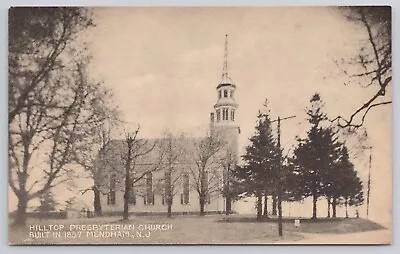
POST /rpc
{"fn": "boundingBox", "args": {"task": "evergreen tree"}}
[238,101,280,220]
[38,190,57,213]
[292,94,341,219]
[336,146,364,218]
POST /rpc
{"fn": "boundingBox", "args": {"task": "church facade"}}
[97,37,240,215]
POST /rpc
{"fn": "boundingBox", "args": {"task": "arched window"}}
[224,90,228,98]
[231,109,235,121]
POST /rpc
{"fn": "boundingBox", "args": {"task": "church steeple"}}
[220,34,232,85]
[210,34,238,128]
[209,34,240,163]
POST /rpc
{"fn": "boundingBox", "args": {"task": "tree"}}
[293,94,341,219]
[157,131,185,218]
[37,190,57,213]
[8,7,93,124]
[9,61,112,226]
[120,128,161,220]
[73,120,119,216]
[8,7,112,226]
[336,146,364,218]
[188,130,226,216]
[239,102,280,220]
[64,196,76,211]
[220,149,239,215]
[334,7,391,128]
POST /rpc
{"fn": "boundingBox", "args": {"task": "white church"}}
[96,36,241,216]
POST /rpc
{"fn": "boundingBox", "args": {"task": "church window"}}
[223,108,229,120]
[230,90,234,98]
[216,109,221,122]
[182,173,190,204]
[128,181,136,205]
[144,172,154,205]
[218,90,222,98]
[231,109,235,121]
[162,191,166,205]
[108,174,116,205]
[224,90,228,98]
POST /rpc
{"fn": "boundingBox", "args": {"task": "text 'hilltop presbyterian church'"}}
[97,35,240,215]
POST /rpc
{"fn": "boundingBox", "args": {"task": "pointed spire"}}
[221,34,232,84]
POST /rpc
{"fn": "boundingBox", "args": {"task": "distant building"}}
[97,36,240,215]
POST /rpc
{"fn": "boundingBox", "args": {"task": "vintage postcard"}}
[8,6,392,245]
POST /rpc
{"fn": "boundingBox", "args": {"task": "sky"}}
[80,6,392,226]
[9,7,392,227]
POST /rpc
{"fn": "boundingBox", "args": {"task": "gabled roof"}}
[100,137,203,166]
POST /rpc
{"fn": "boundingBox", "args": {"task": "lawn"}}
[219,216,387,234]
[8,215,386,245]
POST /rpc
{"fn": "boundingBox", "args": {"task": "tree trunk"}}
[123,186,130,220]
[199,167,207,216]
[332,198,337,218]
[312,194,318,219]
[123,139,134,221]
[345,198,349,218]
[199,196,205,216]
[167,203,172,218]
[123,171,131,220]
[327,197,331,218]
[93,186,102,217]
[225,195,232,215]
[14,195,28,226]
[272,195,277,216]
[263,193,269,217]
[165,170,172,218]
[256,189,263,221]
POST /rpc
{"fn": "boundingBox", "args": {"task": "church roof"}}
[216,82,236,90]
[100,137,203,167]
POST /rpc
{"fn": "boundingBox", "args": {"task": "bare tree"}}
[8,7,107,226]
[118,127,165,220]
[220,148,237,215]
[333,6,391,128]
[188,131,226,216]
[9,61,113,226]
[72,120,119,216]
[155,132,185,217]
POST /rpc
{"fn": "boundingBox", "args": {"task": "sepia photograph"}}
[7,6,392,245]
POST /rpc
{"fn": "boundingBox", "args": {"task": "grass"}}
[219,216,387,234]
[8,215,386,245]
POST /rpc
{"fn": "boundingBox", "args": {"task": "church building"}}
[97,36,240,215]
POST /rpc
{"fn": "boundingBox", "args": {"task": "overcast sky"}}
[10,7,391,226]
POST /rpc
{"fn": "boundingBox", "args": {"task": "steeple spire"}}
[221,34,232,84]
[211,34,239,131]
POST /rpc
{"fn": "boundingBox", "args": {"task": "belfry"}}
[210,35,240,154]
